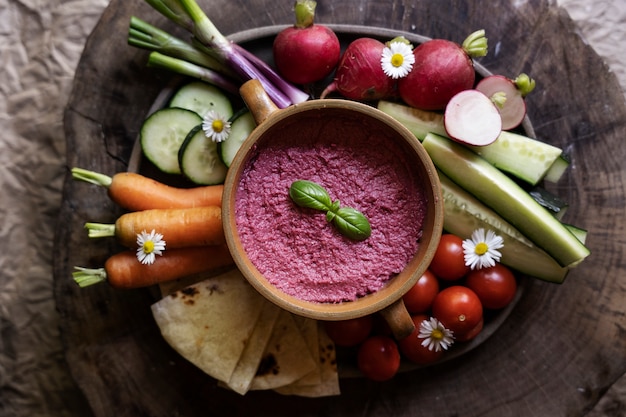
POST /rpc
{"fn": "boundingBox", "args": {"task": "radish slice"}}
[444,90,502,146]
[476,75,527,130]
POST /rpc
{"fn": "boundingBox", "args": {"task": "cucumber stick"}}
[423,133,589,268]
[377,100,564,185]
[439,171,569,282]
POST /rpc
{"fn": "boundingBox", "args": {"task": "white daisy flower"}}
[136,229,166,265]
[202,110,231,142]
[380,40,415,79]
[462,228,504,270]
[418,317,454,352]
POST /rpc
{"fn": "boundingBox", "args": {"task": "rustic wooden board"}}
[54,0,626,416]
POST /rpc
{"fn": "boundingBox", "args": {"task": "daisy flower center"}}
[474,242,488,255]
[142,240,155,254]
[212,119,225,133]
[391,53,405,67]
[430,328,444,341]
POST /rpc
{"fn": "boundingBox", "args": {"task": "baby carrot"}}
[72,245,234,289]
[71,167,223,210]
[85,206,225,248]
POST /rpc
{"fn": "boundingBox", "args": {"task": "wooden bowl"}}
[222,80,444,339]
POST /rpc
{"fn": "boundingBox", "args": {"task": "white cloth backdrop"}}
[0,0,623,416]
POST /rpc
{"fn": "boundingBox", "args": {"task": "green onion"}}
[139,0,309,108]
[147,52,239,94]
[128,16,229,74]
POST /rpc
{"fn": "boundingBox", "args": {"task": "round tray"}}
[128,24,529,377]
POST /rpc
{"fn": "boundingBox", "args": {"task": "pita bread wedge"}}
[249,310,318,391]
[151,269,266,383]
[282,315,322,387]
[222,300,282,395]
[273,321,341,397]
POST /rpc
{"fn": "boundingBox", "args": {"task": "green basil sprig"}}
[288,180,371,241]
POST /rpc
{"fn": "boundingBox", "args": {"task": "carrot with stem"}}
[71,167,223,210]
[85,206,225,248]
[73,245,234,289]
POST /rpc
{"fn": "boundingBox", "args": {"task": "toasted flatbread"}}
[222,301,282,394]
[151,269,266,382]
[273,321,341,397]
[249,309,318,391]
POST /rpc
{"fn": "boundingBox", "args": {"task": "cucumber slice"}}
[169,81,233,119]
[219,109,256,167]
[423,132,590,268]
[439,171,569,283]
[140,107,202,175]
[178,125,228,185]
[377,100,562,185]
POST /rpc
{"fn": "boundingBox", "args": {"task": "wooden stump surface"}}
[53,0,626,415]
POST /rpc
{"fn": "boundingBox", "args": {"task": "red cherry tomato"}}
[402,270,440,314]
[432,286,483,335]
[428,234,470,280]
[398,314,444,365]
[465,264,517,310]
[454,317,484,342]
[357,335,401,381]
[324,315,373,347]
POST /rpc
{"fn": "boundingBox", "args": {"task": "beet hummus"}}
[234,114,428,303]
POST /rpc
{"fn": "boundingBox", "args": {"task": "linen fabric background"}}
[0,0,624,416]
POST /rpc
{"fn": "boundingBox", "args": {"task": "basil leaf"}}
[289,179,371,241]
[289,180,332,211]
[333,207,371,241]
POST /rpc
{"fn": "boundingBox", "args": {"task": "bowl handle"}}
[379,299,415,340]
[240,79,280,125]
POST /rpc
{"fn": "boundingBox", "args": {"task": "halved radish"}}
[476,74,535,130]
[444,90,502,146]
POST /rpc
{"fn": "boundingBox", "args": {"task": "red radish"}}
[273,0,340,85]
[444,89,502,146]
[398,30,488,111]
[320,37,395,101]
[476,73,536,130]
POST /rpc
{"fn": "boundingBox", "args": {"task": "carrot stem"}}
[73,267,108,287]
[85,223,116,238]
[71,167,113,188]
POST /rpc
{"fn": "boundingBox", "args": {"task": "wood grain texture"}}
[54,0,626,415]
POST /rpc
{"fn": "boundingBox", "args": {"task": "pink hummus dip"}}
[235,118,427,304]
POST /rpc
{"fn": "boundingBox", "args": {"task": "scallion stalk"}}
[128,16,231,76]
[147,52,240,94]
[142,0,309,108]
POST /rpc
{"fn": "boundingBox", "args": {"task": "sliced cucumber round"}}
[219,109,256,167]
[140,107,202,175]
[169,81,233,119]
[178,125,228,185]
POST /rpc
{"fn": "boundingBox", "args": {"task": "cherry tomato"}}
[398,314,444,365]
[465,264,517,310]
[357,335,401,381]
[432,286,483,335]
[323,315,373,347]
[428,234,470,280]
[402,270,440,314]
[455,317,484,342]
